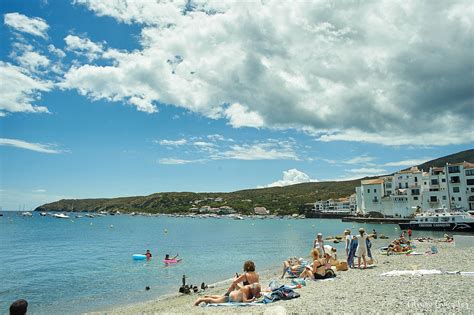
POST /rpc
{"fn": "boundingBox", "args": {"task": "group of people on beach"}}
[194,260,261,306]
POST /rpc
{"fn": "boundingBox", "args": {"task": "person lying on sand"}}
[194,283,261,306]
[225,260,259,295]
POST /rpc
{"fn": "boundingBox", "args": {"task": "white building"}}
[313,194,357,214]
[355,162,474,217]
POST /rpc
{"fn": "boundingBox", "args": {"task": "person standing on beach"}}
[313,233,325,257]
[407,228,412,240]
[344,229,352,257]
[355,228,368,269]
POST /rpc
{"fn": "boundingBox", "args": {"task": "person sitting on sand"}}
[324,245,338,260]
[194,283,261,306]
[281,257,308,278]
[225,260,259,295]
[299,249,335,280]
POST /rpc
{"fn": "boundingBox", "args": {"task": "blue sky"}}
[1,0,473,210]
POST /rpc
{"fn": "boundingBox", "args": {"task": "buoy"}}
[164,229,168,234]
[133,254,147,260]
[110,224,114,228]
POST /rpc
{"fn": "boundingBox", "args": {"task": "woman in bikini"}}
[299,249,335,279]
[194,283,261,306]
[224,260,259,295]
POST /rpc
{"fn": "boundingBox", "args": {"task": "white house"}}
[355,162,474,217]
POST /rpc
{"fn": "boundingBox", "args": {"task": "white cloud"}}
[157,139,187,146]
[65,1,474,146]
[158,158,202,165]
[4,12,49,38]
[32,189,47,193]
[64,35,104,61]
[0,62,52,114]
[224,103,264,128]
[347,167,387,175]
[16,51,50,72]
[48,44,66,58]
[193,141,215,147]
[384,158,432,167]
[214,142,298,161]
[343,155,376,165]
[264,168,317,187]
[0,138,63,154]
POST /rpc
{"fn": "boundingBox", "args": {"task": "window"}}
[467,179,474,185]
[367,189,370,193]
[431,179,439,185]
[466,169,474,176]
[453,187,460,193]
[442,196,447,200]
[442,178,446,182]
[424,182,427,185]
[450,176,460,183]
[448,166,460,173]
[458,197,462,201]
[471,188,474,193]
[411,189,420,195]
[405,183,408,188]
[414,177,418,182]
[430,196,437,202]
[374,189,377,193]
[414,196,418,200]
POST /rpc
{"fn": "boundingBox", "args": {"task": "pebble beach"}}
[100,240,474,314]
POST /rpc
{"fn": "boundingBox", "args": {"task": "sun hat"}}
[317,233,323,236]
[359,228,365,233]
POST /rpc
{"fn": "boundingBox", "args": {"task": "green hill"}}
[35,149,473,215]
[416,149,474,171]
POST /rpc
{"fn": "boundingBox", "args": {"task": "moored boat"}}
[52,213,70,219]
[399,209,474,232]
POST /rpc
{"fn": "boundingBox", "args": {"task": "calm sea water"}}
[0,212,449,314]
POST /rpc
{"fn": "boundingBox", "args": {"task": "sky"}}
[0,0,473,210]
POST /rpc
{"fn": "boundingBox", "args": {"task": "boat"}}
[399,208,474,232]
[85,214,95,218]
[21,212,33,217]
[52,213,70,219]
[75,215,83,218]
[40,212,47,216]
[233,215,244,220]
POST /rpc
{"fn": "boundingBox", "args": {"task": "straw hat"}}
[359,228,365,233]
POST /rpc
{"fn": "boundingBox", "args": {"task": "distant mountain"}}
[36,149,474,215]
[416,149,474,171]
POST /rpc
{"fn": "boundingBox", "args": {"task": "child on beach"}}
[194,283,261,306]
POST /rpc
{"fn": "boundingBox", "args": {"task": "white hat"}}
[317,233,323,236]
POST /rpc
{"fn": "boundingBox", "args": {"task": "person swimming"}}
[164,253,180,261]
[145,250,152,259]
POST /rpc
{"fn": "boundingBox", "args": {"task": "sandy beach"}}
[96,239,474,314]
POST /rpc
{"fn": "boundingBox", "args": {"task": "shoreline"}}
[98,240,473,314]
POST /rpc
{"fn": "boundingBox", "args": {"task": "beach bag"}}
[336,261,348,271]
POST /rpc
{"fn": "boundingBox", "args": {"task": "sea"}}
[0,212,450,314]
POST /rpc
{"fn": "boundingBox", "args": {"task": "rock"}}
[380,234,389,239]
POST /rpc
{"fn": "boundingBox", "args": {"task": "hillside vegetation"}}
[35,149,473,215]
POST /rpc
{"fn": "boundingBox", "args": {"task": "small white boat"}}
[21,212,33,217]
[40,212,47,216]
[85,214,95,218]
[234,215,244,220]
[52,213,70,219]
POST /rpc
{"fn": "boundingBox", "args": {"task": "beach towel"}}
[380,269,442,277]
[205,302,263,307]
